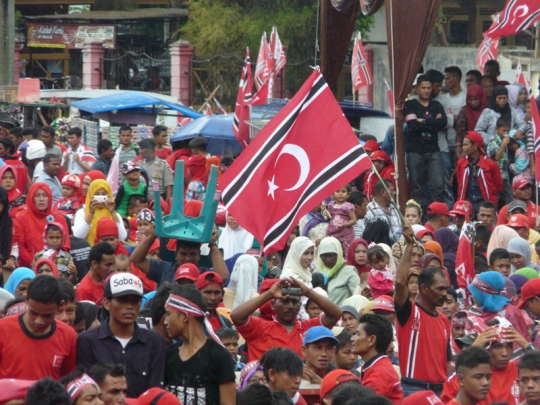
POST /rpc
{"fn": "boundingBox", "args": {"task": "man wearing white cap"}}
[76,273,166,397]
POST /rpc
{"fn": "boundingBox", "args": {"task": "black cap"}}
[189,136,208,148]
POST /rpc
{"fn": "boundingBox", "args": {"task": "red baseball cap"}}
[513,174,533,190]
[507,214,529,229]
[518,278,540,309]
[0,379,36,403]
[426,202,454,217]
[363,140,380,153]
[465,131,485,155]
[174,263,200,282]
[320,369,361,400]
[196,271,223,290]
[369,150,392,165]
[450,200,471,217]
[122,388,181,405]
[402,390,443,405]
[372,295,395,313]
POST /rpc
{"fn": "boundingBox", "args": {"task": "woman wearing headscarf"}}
[314,237,359,307]
[33,257,60,277]
[13,183,70,268]
[238,361,266,391]
[228,254,259,309]
[475,85,527,146]
[280,236,315,286]
[506,84,527,120]
[72,179,126,246]
[0,186,15,278]
[456,85,488,151]
[467,271,530,342]
[435,228,459,288]
[342,295,370,314]
[346,238,370,276]
[0,166,26,218]
[424,241,444,266]
[219,212,255,260]
[79,170,107,199]
[507,237,540,273]
[4,267,35,297]
[185,155,209,201]
[487,225,520,263]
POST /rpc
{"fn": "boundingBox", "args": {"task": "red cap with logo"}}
[426,202,454,217]
[196,271,223,290]
[402,390,443,405]
[450,200,471,218]
[174,263,200,282]
[372,295,395,313]
[320,369,361,400]
[513,174,533,190]
[507,214,529,229]
[122,388,181,405]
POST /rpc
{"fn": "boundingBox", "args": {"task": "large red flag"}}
[531,93,540,184]
[484,0,540,38]
[219,70,372,253]
[455,221,475,307]
[232,48,253,148]
[351,32,373,91]
[255,32,270,91]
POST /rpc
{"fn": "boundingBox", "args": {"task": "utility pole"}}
[0,0,15,86]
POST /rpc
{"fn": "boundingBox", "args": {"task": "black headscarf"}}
[362,218,392,246]
[487,85,512,119]
[0,186,12,260]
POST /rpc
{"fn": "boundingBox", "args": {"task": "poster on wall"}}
[27,23,116,49]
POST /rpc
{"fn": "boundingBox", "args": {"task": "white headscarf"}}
[281,236,315,285]
[219,214,255,260]
[342,295,370,314]
[377,243,396,273]
[229,254,259,309]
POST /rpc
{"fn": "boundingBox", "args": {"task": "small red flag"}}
[515,60,531,92]
[476,37,499,74]
[219,70,372,253]
[252,81,269,106]
[213,98,227,115]
[384,79,395,118]
[255,32,270,91]
[530,93,540,184]
[232,48,253,148]
[351,32,373,91]
[178,116,193,126]
[455,221,475,306]
[267,26,286,99]
[203,103,213,116]
[484,0,540,39]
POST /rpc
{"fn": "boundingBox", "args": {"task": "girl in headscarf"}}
[33,257,60,277]
[487,225,520,263]
[228,254,259,309]
[475,85,527,146]
[4,267,35,297]
[507,237,540,273]
[0,186,13,272]
[457,85,488,150]
[219,212,255,260]
[435,228,459,288]
[467,271,530,342]
[506,84,527,120]
[79,170,107,199]
[0,166,26,218]
[280,236,315,286]
[315,237,359,306]
[13,183,70,268]
[185,155,209,201]
[72,179,126,246]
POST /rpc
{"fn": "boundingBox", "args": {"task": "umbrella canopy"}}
[170,114,242,156]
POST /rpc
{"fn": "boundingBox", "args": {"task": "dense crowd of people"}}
[2,59,540,405]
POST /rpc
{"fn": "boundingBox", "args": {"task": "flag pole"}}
[536,182,539,227]
[197,85,221,113]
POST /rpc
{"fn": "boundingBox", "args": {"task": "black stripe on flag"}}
[517,10,540,33]
[223,75,326,204]
[263,146,368,248]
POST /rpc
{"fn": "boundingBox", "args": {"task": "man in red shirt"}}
[395,226,451,396]
[0,275,77,380]
[75,242,115,305]
[230,277,342,362]
[424,202,453,234]
[196,271,232,331]
[353,313,403,404]
[446,347,492,405]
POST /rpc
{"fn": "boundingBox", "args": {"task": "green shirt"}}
[117,180,146,217]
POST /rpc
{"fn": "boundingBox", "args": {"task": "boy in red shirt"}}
[446,346,492,405]
[75,242,115,305]
[352,313,403,405]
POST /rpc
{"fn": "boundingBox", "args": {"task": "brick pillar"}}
[170,39,194,105]
[82,41,104,90]
[13,39,21,85]
[357,45,374,104]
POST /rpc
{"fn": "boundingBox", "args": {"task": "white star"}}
[268,176,279,199]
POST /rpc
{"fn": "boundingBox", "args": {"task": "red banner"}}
[27,23,116,50]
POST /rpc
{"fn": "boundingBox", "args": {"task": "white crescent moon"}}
[514,5,528,17]
[276,144,310,191]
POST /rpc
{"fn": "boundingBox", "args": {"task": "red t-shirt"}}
[446,401,461,405]
[75,273,104,305]
[0,314,77,380]
[236,315,325,362]
[361,354,403,405]
[441,363,521,405]
[396,301,451,383]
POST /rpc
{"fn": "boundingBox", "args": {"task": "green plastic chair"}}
[153,160,220,243]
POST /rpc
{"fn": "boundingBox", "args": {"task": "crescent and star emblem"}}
[267,144,310,199]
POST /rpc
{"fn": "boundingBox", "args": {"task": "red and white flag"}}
[252,81,269,106]
[219,70,372,253]
[484,0,540,39]
[455,221,475,307]
[515,60,531,92]
[255,32,270,91]
[384,79,395,117]
[178,116,193,126]
[530,94,540,185]
[476,36,499,74]
[351,32,373,91]
[203,103,214,116]
[267,26,286,99]
[213,98,227,115]
[232,48,253,148]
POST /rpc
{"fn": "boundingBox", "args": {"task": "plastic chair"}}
[153,160,220,243]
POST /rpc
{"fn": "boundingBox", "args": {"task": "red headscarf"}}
[33,258,59,277]
[94,217,129,256]
[466,85,488,131]
[346,238,371,275]
[0,166,21,202]
[78,170,107,198]
[187,155,209,186]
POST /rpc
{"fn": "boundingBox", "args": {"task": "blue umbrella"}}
[170,114,242,156]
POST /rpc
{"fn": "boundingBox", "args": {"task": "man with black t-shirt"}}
[164,285,236,405]
[394,226,451,397]
[404,74,448,207]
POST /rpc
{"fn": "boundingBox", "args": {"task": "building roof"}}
[25,8,188,22]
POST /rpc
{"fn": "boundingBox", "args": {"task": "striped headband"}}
[165,293,224,347]
[66,374,98,400]
[471,277,499,295]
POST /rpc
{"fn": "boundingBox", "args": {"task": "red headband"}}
[472,277,499,295]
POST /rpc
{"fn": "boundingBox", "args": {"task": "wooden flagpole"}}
[197,85,221,113]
